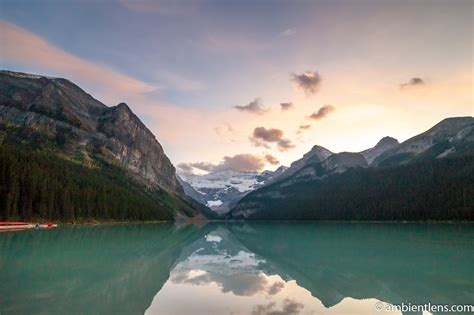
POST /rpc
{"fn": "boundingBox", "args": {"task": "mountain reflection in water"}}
[0,223,473,315]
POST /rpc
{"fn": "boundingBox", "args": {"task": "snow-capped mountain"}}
[179,167,287,214]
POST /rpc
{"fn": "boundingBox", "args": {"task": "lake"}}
[0,222,473,314]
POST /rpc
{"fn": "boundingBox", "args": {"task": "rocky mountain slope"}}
[373,117,474,166]
[360,136,399,165]
[0,70,209,221]
[265,145,332,185]
[228,117,474,220]
[0,70,182,194]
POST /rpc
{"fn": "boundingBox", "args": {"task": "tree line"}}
[232,155,474,221]
[0,144,194,222]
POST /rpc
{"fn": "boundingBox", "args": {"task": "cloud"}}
[176,163,194,175]
[177,153,279,174]
[0,20,155,102]
[308,105,335,120]
[250,127,295,152]
[234,98,268,115]
[280,102,293,111]
[172,270,269,297]
[400,77,425,89]
[267,281,285,295]
[216,154,268,172]
[252,299,304,315]
[280,28,296,37]
[292,70,322,95]
[264,154,279,165]
[214,123,236,143]
[297,124,311,134]
[276,139,295,151]
[181,162,216,173]
[252,127,284,142]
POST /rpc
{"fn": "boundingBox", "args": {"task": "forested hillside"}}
[0,145,197,222]
[228,156,474,220]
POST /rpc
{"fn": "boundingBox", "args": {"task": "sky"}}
[1,0,472,174]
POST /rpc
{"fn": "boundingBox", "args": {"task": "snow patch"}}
[207,200,223,207]
[437,147,455,158]
[205,234,222,243]
[181,170,260,193]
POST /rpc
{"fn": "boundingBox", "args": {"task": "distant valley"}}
[178,167,287,214]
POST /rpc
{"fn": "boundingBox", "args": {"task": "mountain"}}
[0,70,181,193]
[0,70,209,221]
[263,145,332,185]
[227,117,474,220]
[267,137,397,184]
[360,136,399,165]
[177,175,208,205]
[179,167,287,214]
[373,117,474,166]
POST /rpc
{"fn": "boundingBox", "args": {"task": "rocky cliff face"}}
[0,70,182,194]
[97,102,182,193]
[322,152,368,173]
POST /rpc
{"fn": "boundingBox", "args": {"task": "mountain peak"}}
[377,136,399,146]
[116,102,131,111]
[303,145,333,161]
[361,136,400,165]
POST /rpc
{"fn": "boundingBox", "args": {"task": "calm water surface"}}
[0,222,473,315]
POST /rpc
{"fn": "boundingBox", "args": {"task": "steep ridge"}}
[0,70,182,194]
[373,117,474,166]
[0,70,209,221]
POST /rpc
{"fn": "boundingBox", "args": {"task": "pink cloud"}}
[0,20,155,100]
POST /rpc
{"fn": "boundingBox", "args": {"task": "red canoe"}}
[0,222,58,231]
[0,222,34,231]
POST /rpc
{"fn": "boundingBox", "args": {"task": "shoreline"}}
[2,218,473,227]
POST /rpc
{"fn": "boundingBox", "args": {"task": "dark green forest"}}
[0,145,196,222]
[232,156,474,221]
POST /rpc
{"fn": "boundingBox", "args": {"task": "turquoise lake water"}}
[1,222,473,314]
